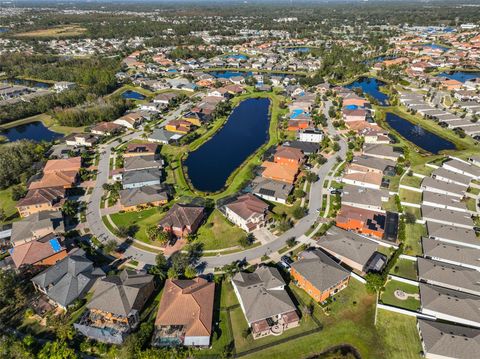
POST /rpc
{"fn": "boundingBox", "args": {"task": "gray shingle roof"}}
[124,155,163,172]
[291,250,350,292]
[422,237,480,269]
[418,319,480,359]
[119,185,168,207]
[122,168,162,186]
[426,222,479,248]
[11,211,64,244]
[420,283,480,324]
[232,266,296,324]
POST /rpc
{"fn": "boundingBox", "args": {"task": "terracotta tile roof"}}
[343,171,383,186]
[155,278,215,337]
[43,157,81,174]
[158,204,204,230]
[17,186,65,207]
[91,121,123,133]
[126,143,157,154]
[261,161,298,184]
[29,171,78,190]
[275,146,304,162]
[10,234,66,268]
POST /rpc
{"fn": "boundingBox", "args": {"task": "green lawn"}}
[398,188,422,204]
[110,207,166,243]
[242,280,388,359]
[381,280,420,311]
[376,309,423,359]
[464,197,477,212]
[404,223,425,256]
[382,196,399,212]
[0,186,18,224]
[400,175,423,188]
[196,209,246,250]
[390,258,418,280]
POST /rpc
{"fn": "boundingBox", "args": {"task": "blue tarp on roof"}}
[49,238,62,253]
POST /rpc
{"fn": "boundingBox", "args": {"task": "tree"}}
[292,206,306,220]
[0,270,18,307]
[0,209,5,224]
[305,172,319,182]
[365,273,384,295]
[404,212,416,224]
[184,265,197,279]
[114,225,132,239]
[277,218,292,232]
[38,341,78,359]
[294,189,306,198]
[150,253,168,280]
[167,267,178,279]
[286,237,297,248]
[102,240,117,254]
[61,200,78,217]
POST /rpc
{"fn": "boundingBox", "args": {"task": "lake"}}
[437,71,480,83]
[385,113,456,154]
[422,43,449,52]
[5,78,52,89]
[185,98,271,192]
[285,47,310,53]
[121,90,145,100]
[209,71,253,79]
[346,77,389,105]
[1,121,62,142]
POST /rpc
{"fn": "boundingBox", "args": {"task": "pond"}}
[385,113,456,154]
[225,54,248,61]
[346,77,389,105]
[1,121,62,142]
[5,78,52,89]
[121,90,145,100]
[437,71,480,83]
[285,47,310,53]
[208,71,253,79]
[185,98,271,192]
[422,43,449,52]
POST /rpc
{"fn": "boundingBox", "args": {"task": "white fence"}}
[388,274,419,286]
[399,254,417,261]
[377,304,435,320]
[350,272,366,284]
[400,201,421,208]
[399,184,423,193]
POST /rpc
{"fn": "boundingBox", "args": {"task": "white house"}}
[297,128,324,143]
[223,194,269,232]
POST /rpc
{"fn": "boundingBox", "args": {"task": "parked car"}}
[280,255,294,270]
[330,189,341,195]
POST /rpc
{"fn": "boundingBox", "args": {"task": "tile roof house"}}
[419,283,480,329]
[261,161,298,184]
[16,186,66,218]
[119,185,169,211]
[152,278,215,347]
[335,205,388,239]
[31,248,105,309]
[124,143,157,158]
[158,204,205,239]
[91,121,123,136]
[9,233,67,269]
[232,266,299,340]
[75,270,155,344]
[291,250,350,303]
[28,157,81,190]
[113,112,144,129]
[224,194,269,232]
[417,319,480,359]
[274,146,304,169]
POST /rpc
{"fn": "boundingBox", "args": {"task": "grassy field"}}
[196,209,246,250]
[13,25,86,38]
[375,309,423,359]
[381,280,420,311]
[390,258,418,280]
[110,207,166,243]
[398,188,422,204]
[400,175,423,188]
[404,223,426,256]
[0,186,17,224]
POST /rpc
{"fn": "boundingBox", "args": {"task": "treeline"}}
[0,140,48,189]
[52,97,129,127]
[167,47,221,60]
[0,54,119,95]
[318,45,369,83]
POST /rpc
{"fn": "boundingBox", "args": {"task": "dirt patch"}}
[14,25,86,38]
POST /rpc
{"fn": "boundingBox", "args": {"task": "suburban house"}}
[119,185,169,211]
[250,177,293,205]
[425,222,480,249]
[421,205,474,229]
[421,177,467,198]
[31,249,105,310]
[165,120,194,134]
[10,233,67,269]
[431,167,472,186]
[419,283,480,329]
[317,227,381,273]
[75,270,155,344]
[341,171,383,190]
[148,128,183,144]
[124,155,163,172]
[417,319,480,359]
[261,161,298,184]
[223,194,269,232]
[91,121,123,136]
[113,112,144,129]
[124,143,157,158]
[232,266,300,339]
[28,157,81,190]
[10,210,65,246]
[290,250,350,303]
[422,191,468,213]
[297,128,323,143]
[348,156,396,176]
[340,185,388,212]
[16,186,66,217]
[422,237,480,271]
[65,133,98,148]
[417,257,480,297]
[335,206,389,239]
[342,108,367,122]
[362,144,402,161]
[274,146,304,169]
[152,278,215,347]
[443,158,480,179]
[122,169,162,189]
[158,204,205,239]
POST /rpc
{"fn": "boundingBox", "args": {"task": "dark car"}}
[280,255,294,269]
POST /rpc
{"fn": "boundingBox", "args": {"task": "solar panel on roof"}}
[49,238,62,253]
[259,188,276,197]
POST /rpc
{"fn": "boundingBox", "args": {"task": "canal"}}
[1,121,62,142]
[184,97,271,192]
[385,113,456,154]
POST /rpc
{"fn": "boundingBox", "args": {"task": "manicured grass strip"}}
[380,280,420,311]
[390,258,418,280]
[404,223,425,256]
[196,209,246,250]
